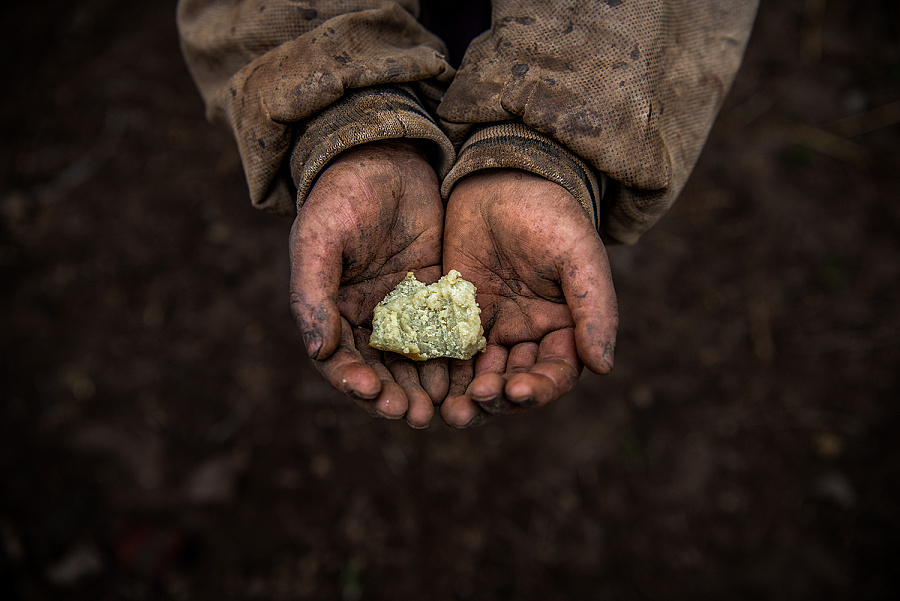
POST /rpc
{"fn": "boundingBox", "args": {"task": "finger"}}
[441,394,491,428]
[559,233,619,374]
[289,214,343,361]
[441,359,485,428]
[312,318,382,402]
[418,358,449,406]
[371,380,410,420]
[446,358,473,401]
[505,342,539,373]
[505,328,582,407]
[469,374,521,416]
[469,341,539,415]
[474,343,509,377]
[468,372,506,403]
[354,329,409,420]
[468,344,508,405]
[385,354,435,428]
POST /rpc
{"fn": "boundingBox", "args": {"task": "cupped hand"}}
[289,140,448,428]
[441,169,618,427]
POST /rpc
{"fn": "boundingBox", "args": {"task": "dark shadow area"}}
[1,0,898,599]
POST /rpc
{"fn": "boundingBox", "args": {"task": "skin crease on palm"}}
[289,140,448,428]
[290,140,618,429]
[440,170,618,428]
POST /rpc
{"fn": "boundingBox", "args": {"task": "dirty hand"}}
[440,169,618,428]
[289,140,447,428]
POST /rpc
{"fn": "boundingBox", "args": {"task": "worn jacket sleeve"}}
[177,0,456,215]
[437,0,759,244]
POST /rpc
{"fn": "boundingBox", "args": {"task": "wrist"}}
[440,123,605,231]
[291,86,455,211]
[331,138,428,164]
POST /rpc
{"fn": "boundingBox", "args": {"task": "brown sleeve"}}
[437,0,759,244]
[440,123,605,231]
[176,0,456,215]
[291,85,455,210]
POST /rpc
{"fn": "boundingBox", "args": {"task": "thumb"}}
[559,232,619,375]
[289,214,344,361]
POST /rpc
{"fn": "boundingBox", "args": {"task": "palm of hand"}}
[450,201,578,347]
[441,170,618,427]
[290,141,446,426]
[323,167,443,329]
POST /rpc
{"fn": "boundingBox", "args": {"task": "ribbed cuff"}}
[439,123,605,231]
[290,85,456,209]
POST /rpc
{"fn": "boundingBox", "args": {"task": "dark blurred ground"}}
[1,1,899,599]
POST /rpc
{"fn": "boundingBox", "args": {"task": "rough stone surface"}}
[369,270,486,360]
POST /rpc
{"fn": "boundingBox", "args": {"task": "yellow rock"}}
[369,270,486,361]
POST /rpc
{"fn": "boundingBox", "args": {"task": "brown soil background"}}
[2,1,899,599]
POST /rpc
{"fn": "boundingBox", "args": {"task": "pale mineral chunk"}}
[369,270,486,361]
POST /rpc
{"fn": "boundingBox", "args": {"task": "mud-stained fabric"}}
[177,0,758,243]
[438,0,758,243]
[441,123,605,231]
[290,85,456,207]
[177,0,456,215]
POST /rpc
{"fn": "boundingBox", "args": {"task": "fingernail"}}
[459,415,479,429]
[303,331,322,359]
[454,409,478,429]
[374,409,401,420]
[602,343,615,372]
